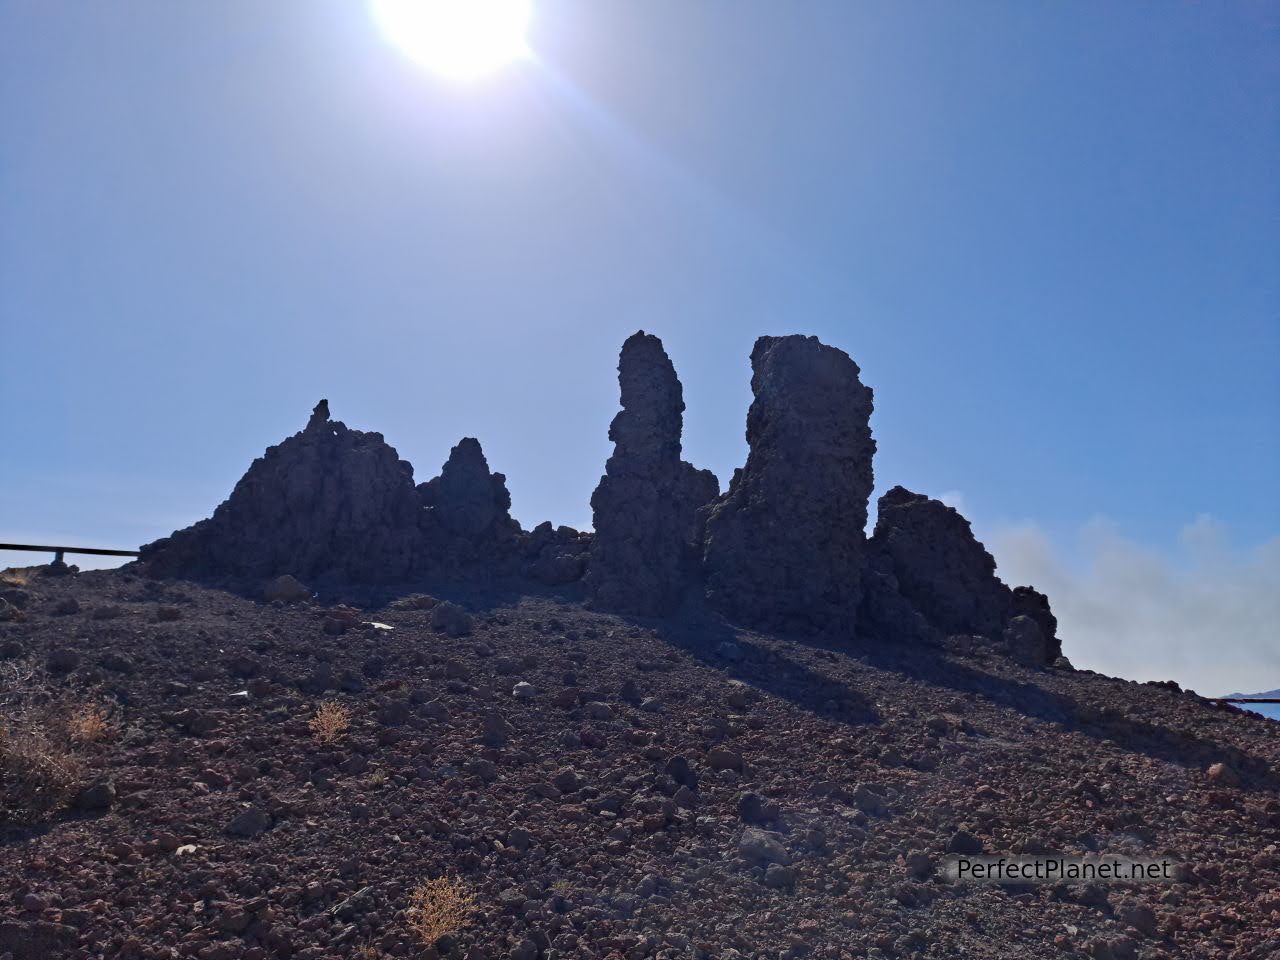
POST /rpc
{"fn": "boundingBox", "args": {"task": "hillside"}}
[2,567,1277,960]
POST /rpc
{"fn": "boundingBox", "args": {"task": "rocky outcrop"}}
[586,332,718,615]
[141,400,422,584]
[867,485,1060,663]
[869,486,1009,638]
[418,438,523,576]
[701,335,875,632]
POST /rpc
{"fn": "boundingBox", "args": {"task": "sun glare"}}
[370,0,533,80]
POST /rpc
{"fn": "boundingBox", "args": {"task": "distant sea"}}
[1223,689,1280,721]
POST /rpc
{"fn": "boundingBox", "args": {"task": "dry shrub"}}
[406,877,475,946]
[0,568,32,588]
[0,715,81,821]
[309,701,351,744]
[67,704,112,744]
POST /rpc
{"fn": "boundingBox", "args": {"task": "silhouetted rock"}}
[868,486,1060,664]
[869,485,1010,639]
[702,335,875,632]
[1010,585,1061,660]
[141,400,421,584]
[586,332,718,614]
[1004,614,1050,667]
[418,438,523,576]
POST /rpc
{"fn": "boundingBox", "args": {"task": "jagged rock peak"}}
[586,332,718,616]
[306,398,330,431]
[611,330,686,462]
[702,334,876,632]
[140,400,420,584]
[419,437,515,540]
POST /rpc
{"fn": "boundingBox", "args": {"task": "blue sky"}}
[2,2,1277,690]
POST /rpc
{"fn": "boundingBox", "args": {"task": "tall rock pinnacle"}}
[586,331,719,615]
[701,335,876,632]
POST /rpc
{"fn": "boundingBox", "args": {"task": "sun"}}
[370,0,533,80]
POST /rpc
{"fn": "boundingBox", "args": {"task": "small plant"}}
[0,568,32,588]
[309,701,351,744]
[67,704,112,744]
[0,716,81,821]
[368,769,388,788]
[406,877,475,946]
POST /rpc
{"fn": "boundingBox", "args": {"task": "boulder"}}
[702,335,875,632]
[586,332,718,614]
[263,574,310,604]
[1004,614,1050,667]
[1010,584,1061,661]
[522,521,590,586]
[141,400,422,583]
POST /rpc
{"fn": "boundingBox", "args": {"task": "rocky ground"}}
[1,566,1277,960]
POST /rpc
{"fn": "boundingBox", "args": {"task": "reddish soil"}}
[1,567,1277,960]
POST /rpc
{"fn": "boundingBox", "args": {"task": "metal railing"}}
[0,542,140,565]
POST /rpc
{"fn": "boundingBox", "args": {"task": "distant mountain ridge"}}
[1222,689,1280,700]
[1222,689,1280,721]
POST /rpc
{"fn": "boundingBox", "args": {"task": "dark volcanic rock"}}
[867,486,1060,663]
[586,332,718,615]
[869,485,1011,639]
[522,521,591,586]
[418,437,523,575]
[1010,584,1061,660]
[141,400,422,584]
[701,335,875,632]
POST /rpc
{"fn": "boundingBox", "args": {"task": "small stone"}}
[74,779,116,811]
[664,755,698,791]
[226,807,273,837]
[764,863,797,888]
[584,701,612,721]
[1206,762,1241,788]
[737,792,778,825]
[482,710,513,747]
[947,829,984,855]
[431,602,473,637]
[707,746,744,771]
[850,783,886,816]
[904,851,933,879]
[739,828,791,866]
[512,681,538,700]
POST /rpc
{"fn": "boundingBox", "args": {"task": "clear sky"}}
[2,2,1277,692]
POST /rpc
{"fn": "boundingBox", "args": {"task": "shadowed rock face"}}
[419,438,523,575]
[702,335,876,632]
[869,485,1009,638]
[868,485,1060,663]
[586,331,719,615]
[141,401,421,583]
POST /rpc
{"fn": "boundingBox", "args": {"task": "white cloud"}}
[990,516,1280,697]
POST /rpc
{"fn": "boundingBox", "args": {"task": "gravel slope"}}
[1,567,1277,960]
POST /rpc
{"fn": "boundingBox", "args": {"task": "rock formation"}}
[141,400,421,583]
[586,332,718,615]
[138,334,1063,668]
[867,485,1060,663]
[701,335,876,632]
[418,438,523,576]
[868,486,1009,638]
